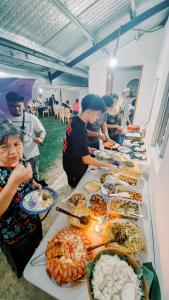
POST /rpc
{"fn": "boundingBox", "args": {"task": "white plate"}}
[118,146,132,154]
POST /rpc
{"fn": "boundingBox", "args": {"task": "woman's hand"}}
[8,163,33,187]
[98,133,107,142]
[106,164,118,173]
[88,147,96,155]
[32,181,42,190]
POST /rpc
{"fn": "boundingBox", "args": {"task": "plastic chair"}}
[42,107,50,117]
[59,106,65,123]
[64,107,71,123]
[53,104,60,118]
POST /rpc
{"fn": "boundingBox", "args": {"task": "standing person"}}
[0,123,42,278]
[72,98,80,115]
[106,94,125,144]
[119,88,131,126]
[86,94,115,149]
[63,94,117,188]
[6,91,46,181]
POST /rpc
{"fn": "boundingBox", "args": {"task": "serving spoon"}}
[87,232,127,251]
[55,206,98,225]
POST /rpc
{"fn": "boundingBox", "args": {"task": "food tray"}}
[64,191,87,207]
[109,197,143,216]
[83,180,101,193]
[116,184,143,202]
[87,193,107,218]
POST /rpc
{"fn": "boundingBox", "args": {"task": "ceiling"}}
[0,0,168,84]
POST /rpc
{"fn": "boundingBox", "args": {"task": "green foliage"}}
[38,117,66,178]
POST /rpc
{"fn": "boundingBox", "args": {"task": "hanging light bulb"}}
[109,26,121,68]
[109,56,117,67]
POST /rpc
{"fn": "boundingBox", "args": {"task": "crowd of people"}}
[0,89,135,278]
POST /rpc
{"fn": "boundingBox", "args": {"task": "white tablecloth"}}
[24,159,154,300]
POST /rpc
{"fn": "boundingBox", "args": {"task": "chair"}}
[53,104,60,118]
[59,105,65,123]
[64,107,71,123]
[42,107,50,117]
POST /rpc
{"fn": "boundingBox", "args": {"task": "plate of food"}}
[132,145,146,153]
[93,149,113,161]
[45,227,93,285]
[87,248,148,300]
[102,219,146,254]
[118,145,133,154]
[88,193,107,217]
[20,187,57,214]
[99,172,112,184]
[109,199,140,216]
[116,174,139,186]
[131,152,147,160]
[116,185,143,202]
[101,181,117,197]
[103,141,119,150]
[66,192,87,208]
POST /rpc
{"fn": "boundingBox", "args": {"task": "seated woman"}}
[0,123,42,278]
[106,94,125,145]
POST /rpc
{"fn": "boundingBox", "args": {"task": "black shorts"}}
[0,217,42,278]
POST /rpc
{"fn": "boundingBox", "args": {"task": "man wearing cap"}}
[5,91,46,181]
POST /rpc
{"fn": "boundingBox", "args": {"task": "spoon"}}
[56,206,95,225]
[87,232,127,251]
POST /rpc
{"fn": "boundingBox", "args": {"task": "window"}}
[151,73,169,158]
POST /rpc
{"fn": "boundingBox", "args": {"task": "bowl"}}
[87,248,149,300]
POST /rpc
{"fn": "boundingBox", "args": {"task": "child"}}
[0,123,42,277]
[63,94,117,188]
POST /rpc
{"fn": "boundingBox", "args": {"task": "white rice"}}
[92,254,142,300]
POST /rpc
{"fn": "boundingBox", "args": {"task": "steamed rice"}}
[92,254,142,300]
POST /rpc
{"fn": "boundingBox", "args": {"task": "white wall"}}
[32,80,88,106]
[145,18,169,300]
[89,64,107,96]
[89,28,163,125]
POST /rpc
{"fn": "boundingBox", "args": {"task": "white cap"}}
[122,87,130,93]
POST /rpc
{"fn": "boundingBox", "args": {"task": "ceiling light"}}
[109,57,117,67]
[0,71,10,77]
[39,88,43,94]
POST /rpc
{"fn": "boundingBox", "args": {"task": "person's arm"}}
[33,115,46,144]
[107,124,123,132]
[87,129,107,142]
[82,155,117,172]
[101,122,110,141]
[33,131,46,144]
[0,164,33,216]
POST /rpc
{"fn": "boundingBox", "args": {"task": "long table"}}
[24,159,154,300]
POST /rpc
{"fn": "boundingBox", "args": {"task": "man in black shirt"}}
[63,94,117,188]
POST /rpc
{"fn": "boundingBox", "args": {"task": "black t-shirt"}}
[63,116,89,184]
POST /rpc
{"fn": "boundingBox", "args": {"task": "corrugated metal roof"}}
[0,0,168,78]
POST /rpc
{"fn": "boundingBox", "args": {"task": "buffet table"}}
[24,154,154,300]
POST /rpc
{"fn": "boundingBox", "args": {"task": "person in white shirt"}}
[6,92,46,180]
[119,88,131,126]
